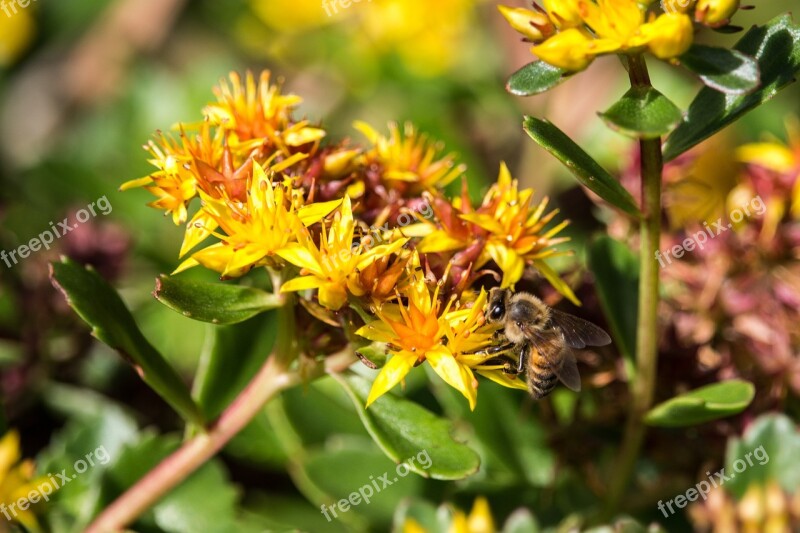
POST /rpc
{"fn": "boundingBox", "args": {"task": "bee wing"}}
[554,348,581,392]
[549,310,612,349]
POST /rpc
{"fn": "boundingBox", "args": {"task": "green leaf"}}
[392,499,442,533]
[50,258,204,425]
[299,444,426,529]
[522,117,641,218]
[239,493,350,533]
[724,414,800,499]
[428,371,556,487]
[587,236,639,380]
[644,380,755,427]
[598,86,683,139]
[679,44,760,95]
[193,313,277,420]
[506,61,568,96]
[154,274,282,325]
[332,372,480,480]
[503,509,541,533]
[664,14,800,161]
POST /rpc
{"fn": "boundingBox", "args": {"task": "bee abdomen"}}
[527,365,557,399]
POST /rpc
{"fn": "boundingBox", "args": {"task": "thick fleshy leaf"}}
[644,380,755,427]
[723,414,800,499]
[587,236,639,379]
[664,15,800,161]
[679,44,760,95]
[506,61,568,96]
[598,86,683,139]
[333,372,480,480]
[154,275,282,325]
[50,258,203,425]
[523,117,641,218]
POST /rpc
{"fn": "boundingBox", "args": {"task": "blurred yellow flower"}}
[501,0,694,71]
[666,136,740,228]
[0,7,34,67]
[0,430,43,532]
[449,497,496,533]
[250,0,484,77]
[735,120,800,234]
[175,160,340,278]
[402,497,497,533]
[278,196,408,310]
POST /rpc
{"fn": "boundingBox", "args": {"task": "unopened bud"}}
[498,5,554,42]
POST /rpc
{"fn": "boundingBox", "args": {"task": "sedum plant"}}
[42,2,800,531]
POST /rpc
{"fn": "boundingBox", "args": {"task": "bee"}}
[483,288,612,399]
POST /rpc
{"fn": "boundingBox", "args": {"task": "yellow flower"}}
[278,196,409,310]
[542,0,583,28]
[204,71,326,157]
[121,126,225,225]
[695,0,739,26]
[354,121,467,196]
[735,120,800,231]
[0,7,34,67]
[637,13,695,60]
[448,497,496,533]
[357,262,526,410]
[508,0,694,71]
[456,163,574,297]
[497,6,555,42]
[0,430,44,532]
[666,136,740,228]
[175,160,340,277]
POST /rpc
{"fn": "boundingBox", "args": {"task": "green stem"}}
[605,54,663,515]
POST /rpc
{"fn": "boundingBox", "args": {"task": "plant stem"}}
[605,54,663,515]
[87,289,296,533]
[85,354,296,533]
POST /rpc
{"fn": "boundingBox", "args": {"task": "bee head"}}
[487,288,508,322]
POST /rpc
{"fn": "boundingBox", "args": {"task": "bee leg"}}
[517,343,530,374]
[502,361,518,376]
[474,342,515,356]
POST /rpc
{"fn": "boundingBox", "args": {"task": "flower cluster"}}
[499,0,740,72]
[125,71,575,409]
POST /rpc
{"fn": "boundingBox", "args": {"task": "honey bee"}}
[483,288,612,399]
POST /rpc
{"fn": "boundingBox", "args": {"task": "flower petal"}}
[366,352,416,407]
[427,347,478,411]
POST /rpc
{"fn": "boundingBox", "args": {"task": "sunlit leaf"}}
[523,117,641,218]
[644,380,755,427]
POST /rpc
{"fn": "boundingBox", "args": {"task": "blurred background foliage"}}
[1,0,799,532]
